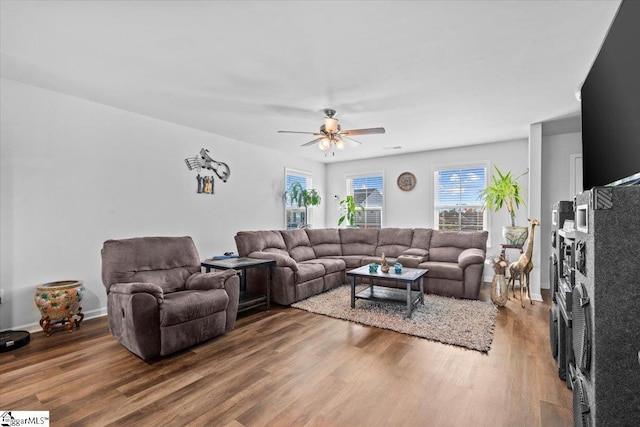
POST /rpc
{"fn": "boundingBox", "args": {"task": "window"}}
[434,165,487,231]
[285,169,312,229]
[346,173,384,228]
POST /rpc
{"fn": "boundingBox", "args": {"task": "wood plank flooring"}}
[0,285,572,426]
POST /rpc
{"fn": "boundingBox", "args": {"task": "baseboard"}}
[8,308,108,334]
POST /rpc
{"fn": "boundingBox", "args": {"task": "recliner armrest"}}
[185,269,237,290]
[109,282,164,303]
[248,251,298,271]
[458,248,486,269]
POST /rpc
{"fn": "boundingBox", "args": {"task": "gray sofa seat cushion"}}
[420,261,464,281]
[295,263,326,283]
[307,228,342,257]
[340,228,379,256]
[361,255,398,265]
[281,229,316,262]
[160,289,229,327]
[335,255,366,268]
[301,258,345,274]
[375,228,413,257]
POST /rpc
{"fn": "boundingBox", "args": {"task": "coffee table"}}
[201,257,275,313]
[346,265,428,318]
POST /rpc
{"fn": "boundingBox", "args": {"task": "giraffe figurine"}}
[508,218,540,308]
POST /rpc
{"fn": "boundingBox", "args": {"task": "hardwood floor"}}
[0,285,572,426]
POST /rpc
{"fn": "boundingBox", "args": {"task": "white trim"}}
[569,153,583,197]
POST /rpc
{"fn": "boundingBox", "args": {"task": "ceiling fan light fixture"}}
[324,117,339,134]
[319,137,331,151]
[335,138,346,150]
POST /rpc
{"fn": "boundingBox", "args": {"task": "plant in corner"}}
[479,166,529,245]
[286,182,321,229]
[338,195,363,227]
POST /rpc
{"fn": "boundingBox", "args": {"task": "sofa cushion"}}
[335,255,366,268]
[295,263,326,283]
[340,228,379,256]
[301,258,345,274]
[410,228,433,250]
[420,261,464,281]
[375,228,414,257]
[281,229,316,262]
[101,236,200,294]
[430,229,488,250]
[234,230,287,256]
[306,229,342,257]
[429,247,463,263]
[160,289,229,327]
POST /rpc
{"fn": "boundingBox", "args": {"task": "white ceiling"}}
[0,1,620,163]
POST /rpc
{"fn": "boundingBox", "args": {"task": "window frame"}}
[432,162,489,233]
[284,168,313,230]
[345,171,385,229]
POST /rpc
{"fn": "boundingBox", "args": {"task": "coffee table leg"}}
[406,281,412,318]
[351,277,356,308]
[419,277,424,304]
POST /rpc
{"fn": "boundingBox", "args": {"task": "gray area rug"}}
[291,285,498,352]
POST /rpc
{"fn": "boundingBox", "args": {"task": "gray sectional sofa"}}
[234,228,488,305]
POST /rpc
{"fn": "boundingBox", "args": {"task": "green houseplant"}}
[479,166,529,244]
[338,195,363,227]
[287,182,321,229]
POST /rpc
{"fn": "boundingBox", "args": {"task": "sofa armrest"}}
[248,251,298,271]
[458,248,486,269]
[109,282,164,303]
[402,248,429,257]
[185,269,238,291]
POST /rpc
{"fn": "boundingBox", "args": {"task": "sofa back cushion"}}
[428,230,488,262]
[340,228,379,256]
[281,229,316,262]
[234,230,288,257]
[410,228,433,250]
[101,236,200,294]
[306,228,342,257]
[375,228,414,257]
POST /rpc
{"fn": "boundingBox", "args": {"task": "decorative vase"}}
[394,262,403,274]
[490,274,508,307]
[369,264,378,273]
[34,280,85,336]
[502,226,528,245]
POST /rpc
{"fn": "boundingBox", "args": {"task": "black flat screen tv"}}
[581,0,640,189]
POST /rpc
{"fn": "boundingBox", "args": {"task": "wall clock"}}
[397,172,416,191]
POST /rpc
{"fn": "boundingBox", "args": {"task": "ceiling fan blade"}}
[301,137,324,147]
[341,136,363,147]
[278,130,323,135]
[340,127,386,136]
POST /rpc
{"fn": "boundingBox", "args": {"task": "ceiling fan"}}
[278,109,385,154]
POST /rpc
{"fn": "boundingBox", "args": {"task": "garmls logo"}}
[0,411,50,427]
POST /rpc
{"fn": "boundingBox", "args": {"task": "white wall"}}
[0,78,325,330]
[325,138,529,258]
[540,131,583,288]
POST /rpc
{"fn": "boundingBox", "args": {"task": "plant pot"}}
[502,226,528,245]
[34,280,85,336]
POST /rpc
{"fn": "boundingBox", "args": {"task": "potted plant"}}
[286,182,321,229]
[338,195,363,227]
[479,166,529,244]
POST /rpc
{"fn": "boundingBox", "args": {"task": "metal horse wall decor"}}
[184,148,231,194]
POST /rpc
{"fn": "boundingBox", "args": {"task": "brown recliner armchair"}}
[101,236,239,360]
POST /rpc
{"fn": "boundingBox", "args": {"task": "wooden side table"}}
[500,243,524,260]
[201,257,275,313]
